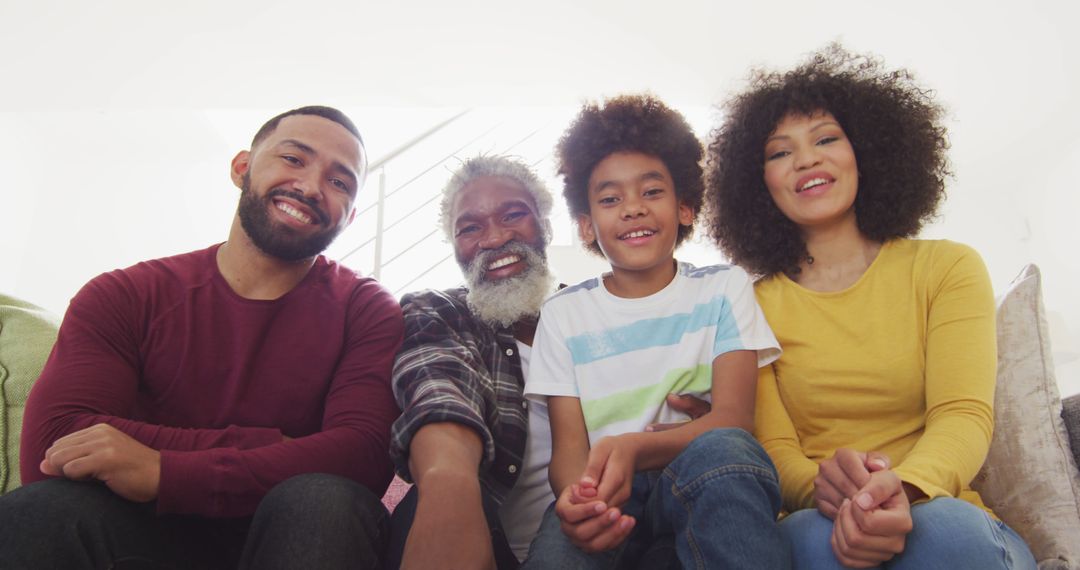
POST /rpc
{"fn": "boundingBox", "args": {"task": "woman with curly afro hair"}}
[705,45,1036,569]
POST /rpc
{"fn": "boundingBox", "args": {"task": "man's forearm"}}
[408,422,484,487]
[155,422,395,517]
[405,422,487,530]
[401,422,494,570]
[89,416,284,451]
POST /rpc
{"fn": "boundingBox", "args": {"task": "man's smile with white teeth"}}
[619,229,655,240]
[798,178,830,193]
[275,201,315,224]
[486,254,522,271]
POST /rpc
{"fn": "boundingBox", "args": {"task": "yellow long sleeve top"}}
[754,239,997,514]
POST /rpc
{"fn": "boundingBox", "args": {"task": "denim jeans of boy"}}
[520,428,791,570]
[0,473,389,569]
[781,497,1037,569]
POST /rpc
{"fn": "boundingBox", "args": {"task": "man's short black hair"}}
[251,106,363,148]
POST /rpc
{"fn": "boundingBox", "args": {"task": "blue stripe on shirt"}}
[566,295,743,365]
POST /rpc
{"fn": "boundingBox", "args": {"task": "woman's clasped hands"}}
[815,448,914,568]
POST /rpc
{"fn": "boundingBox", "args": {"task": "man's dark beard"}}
[238,173,338,262]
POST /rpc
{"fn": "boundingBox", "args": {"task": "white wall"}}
[2,1,1078,393]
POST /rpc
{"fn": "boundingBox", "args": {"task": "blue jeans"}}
[0,473,389,569]
[781,497,1037,569]
[520,428,791,570]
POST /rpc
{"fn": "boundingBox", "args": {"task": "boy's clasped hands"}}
[554,435,640,553]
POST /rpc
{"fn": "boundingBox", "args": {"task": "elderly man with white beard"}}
[386,155,714,570]
[385,156,559,570]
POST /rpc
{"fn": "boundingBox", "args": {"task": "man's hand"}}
[40,423,160,502]
[830,469,912,567]
[646,393,712,432]
[814,448,890,519]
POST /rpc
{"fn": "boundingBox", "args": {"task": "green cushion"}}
[0,294,60,494]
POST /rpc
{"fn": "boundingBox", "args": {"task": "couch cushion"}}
[0,294,60,494]
[381,475,413,513]
[971,265,1080,569]
[1064,394,1080,472]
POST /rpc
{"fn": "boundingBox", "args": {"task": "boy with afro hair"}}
[521,95,791,569]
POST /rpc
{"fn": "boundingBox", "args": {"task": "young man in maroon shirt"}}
[0,106,403,570]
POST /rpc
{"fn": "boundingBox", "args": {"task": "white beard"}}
[463,242,554,329]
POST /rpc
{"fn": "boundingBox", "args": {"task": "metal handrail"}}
[341,109,555,290]
[352,122,501,220]
[367,109,470,172]
[393,254,454,296]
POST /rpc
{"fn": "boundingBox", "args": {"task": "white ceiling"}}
[4,0,1075,111]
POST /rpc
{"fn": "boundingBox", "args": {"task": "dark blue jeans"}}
[0,473,389,569]
[520,428,791,570]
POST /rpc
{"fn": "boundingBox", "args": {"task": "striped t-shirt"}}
[524,262,780,443]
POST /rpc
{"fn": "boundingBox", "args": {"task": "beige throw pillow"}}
[971,264,1080,570]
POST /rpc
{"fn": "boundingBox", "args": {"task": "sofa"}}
[0,294,59,494]
[3,264,1079,568]
[970,265,1080,569]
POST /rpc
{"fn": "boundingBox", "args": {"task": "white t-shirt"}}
[497,340,553,562]
[525,262,780,443]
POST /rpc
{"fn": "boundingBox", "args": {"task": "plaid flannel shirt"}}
[390,288,528,504]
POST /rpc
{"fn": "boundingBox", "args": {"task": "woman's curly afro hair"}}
[704,44,950,277]
[556,94,704,255]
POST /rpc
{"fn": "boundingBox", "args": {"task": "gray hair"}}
[438,156,554,245]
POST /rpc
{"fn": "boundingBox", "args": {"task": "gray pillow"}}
[971,265,1080,570]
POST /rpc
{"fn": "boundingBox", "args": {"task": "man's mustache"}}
[468,241,541,273]
[267,188,330,226]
